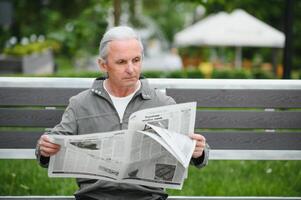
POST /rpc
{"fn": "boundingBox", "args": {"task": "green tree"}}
[0,0,110,57]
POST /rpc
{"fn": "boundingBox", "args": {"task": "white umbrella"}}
[175,9,285,68]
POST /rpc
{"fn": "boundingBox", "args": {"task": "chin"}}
[122,79,138,87]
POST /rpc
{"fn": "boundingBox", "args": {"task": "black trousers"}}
[75,195,96,200]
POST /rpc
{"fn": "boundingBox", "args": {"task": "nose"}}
[126,62,134,74]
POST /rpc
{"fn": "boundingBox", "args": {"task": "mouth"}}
[123,76,137,80]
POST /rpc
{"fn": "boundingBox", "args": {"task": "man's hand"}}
[38,135,61,157]
[190,133,206,158]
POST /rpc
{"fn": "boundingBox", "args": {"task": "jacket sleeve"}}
[154,89,176,106]
[35,98,78,168]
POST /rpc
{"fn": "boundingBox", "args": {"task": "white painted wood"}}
[1,77,301,89]
[2,149,301,160]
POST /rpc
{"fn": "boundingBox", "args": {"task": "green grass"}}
[0,160,300,196]
[168,160,301,196]
[0,160,77,195]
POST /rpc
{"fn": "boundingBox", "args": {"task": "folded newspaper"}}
[48,102,197,189]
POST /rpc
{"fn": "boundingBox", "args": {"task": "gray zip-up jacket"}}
[36,78,209,200]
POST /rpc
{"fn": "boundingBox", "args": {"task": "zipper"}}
[120,92,141,130]
[95,92,122,130]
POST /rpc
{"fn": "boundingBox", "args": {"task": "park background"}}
[0,0,300,197]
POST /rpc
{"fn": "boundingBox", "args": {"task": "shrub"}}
[3,40,61,57]
[185,68,204,78]
[165,70,186,78]
[142,71,164,78]
[211,68,233,79]
[212,68,254,79]
[252,68,275,79]
[48,71,101,78]
[231,69,253,79]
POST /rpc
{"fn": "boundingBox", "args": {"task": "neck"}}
[105,80,140,97]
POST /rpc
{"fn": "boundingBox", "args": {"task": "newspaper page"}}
[48,102,197,189]
[48,130,128,181]
[123,102,196,189]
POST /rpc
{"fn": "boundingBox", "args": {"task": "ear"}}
[98,58,107,73]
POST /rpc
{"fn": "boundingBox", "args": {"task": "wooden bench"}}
[1,77,301,200]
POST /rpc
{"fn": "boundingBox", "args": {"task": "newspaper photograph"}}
[48,102,197,189]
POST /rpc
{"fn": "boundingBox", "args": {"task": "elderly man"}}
[36,26,209,200]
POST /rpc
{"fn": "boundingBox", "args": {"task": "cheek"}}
[113,69,124,77]
[118,69,132,78]
[134,64,141,72]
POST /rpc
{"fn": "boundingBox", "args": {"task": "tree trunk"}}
[113,0,121,26]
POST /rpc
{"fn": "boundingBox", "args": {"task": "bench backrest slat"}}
[201,132,301,150]
[1,130,300,150]
[1,109,301,129]
[166,89,301,108]
[0,87,85,106]
[0,131,42,148]
[0,109,63,127]
[196,111,301,129]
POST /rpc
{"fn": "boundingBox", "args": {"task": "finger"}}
[38,135,60,156]
[39,135,60,149]
[195,140,206,148]
[41,134,51,142]
[192,150,204,158]
[40,146,60,156]
[194,147,204,152]
[40,140,60,149]
[190,134,206,142]
[39,143,60,153]
[41,135,57,144]
[191,136,206,148]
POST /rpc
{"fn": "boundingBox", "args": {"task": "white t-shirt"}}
[104,81,141,122]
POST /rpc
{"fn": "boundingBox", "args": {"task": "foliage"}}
[231,69,253,79]
[144,0,301,72]
[0,0,110,58]
[1,0,300,75]
[143,0,199,43]
[185,68,204,78]
[251,68,275,79]
[165,70,186,78]
[143,68,205,79]
[193,0,301,71]
[179,47,209,59]
[3,39,61,57]
[46,2,109,57]
[1,66,280,79]
[142,70,165,78]
[211,68,234,79]
[211,68,254,79]
[46,71,102,78]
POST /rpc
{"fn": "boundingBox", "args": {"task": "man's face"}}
[101,39,142,89]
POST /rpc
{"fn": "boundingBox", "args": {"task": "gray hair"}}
[99,26,144,61]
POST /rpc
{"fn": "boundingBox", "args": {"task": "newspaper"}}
[48,102,197,189]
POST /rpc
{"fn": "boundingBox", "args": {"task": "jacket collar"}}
[90,76,152,100]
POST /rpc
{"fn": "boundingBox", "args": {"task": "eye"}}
[116,59,127,65]
[133,57,141,63]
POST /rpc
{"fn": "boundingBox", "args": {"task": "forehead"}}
[107,39,142,58]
